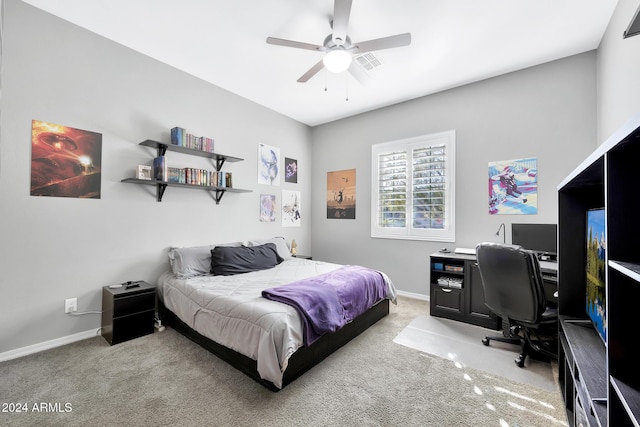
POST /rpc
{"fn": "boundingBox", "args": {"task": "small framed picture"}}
[137,165,152,180]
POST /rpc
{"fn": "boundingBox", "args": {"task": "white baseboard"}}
[0,329,100,363]
[1,293,427,363]
[396,290,429,301]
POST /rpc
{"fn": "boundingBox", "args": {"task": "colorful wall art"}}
[30,120,102,198]
[327,168,356,219]
[260,194,276,222]
[488,157,537,215]
[284,157,298,183]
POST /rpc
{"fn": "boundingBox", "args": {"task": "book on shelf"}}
[153,156,167,181]
[170,127,183,147]
[170,126,214,152]
[157,161,226,188]
[182,167,216,186]
[167,167,185,184]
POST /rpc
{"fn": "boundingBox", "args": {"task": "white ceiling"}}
[22,0,618,127]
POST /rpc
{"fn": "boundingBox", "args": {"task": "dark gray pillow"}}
[210,243,283,276]
[168,241,243,278]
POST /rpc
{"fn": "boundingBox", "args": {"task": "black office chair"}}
[475,242,558,367]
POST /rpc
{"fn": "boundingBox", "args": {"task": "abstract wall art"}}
[284,157,298,183]
[260,194,276,222]
[258,143,280,186]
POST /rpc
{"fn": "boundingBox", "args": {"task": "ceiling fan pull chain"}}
[325,69,328,92]
[345,73,349,101]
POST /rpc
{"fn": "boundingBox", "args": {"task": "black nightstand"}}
[101,281,156,345]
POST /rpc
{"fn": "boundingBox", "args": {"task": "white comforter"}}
[157,257,396,388]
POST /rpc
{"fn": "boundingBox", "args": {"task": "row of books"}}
[152,156,232,187]
[168,168,232,187]
[171,127,214,152]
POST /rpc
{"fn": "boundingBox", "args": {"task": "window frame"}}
[371,130,456,242]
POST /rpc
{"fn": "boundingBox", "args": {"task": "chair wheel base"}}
[482,338,490,346]
[515,355,525,368]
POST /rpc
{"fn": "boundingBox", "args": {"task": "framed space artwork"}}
[30,120,102,198]
[284,157,298,183]
[488,157,537,215]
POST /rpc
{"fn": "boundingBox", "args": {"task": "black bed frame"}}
[158,298,390,391]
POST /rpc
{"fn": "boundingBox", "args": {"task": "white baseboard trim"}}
[0,329,100,363]
[1,293,427,362]
[396,290,429,301]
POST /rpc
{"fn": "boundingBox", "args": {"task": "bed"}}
[156,237,396,391]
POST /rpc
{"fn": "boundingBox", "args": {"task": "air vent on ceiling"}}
[354,52,381,71]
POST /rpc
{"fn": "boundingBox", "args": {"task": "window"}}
[371,130,455,242]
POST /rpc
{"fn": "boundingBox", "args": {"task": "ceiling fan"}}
[266,0,411,83]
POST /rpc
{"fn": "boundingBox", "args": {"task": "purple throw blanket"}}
[261,265,388,346]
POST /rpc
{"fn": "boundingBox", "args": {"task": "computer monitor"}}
[511,223,557,260]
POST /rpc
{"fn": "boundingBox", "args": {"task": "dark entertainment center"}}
[557,113,640,426]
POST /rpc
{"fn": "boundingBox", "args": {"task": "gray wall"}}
[310,53,598,296]
[3,0,631,355]
[597,0,640,142]
[0,0,312,353]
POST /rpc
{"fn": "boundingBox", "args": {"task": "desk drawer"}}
[430,286,465,322]
[432,286,463,311]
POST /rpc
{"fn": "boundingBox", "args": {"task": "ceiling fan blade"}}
[297,59,325,83]
[266,37,323,51]
[331,0,352,46]
[351,33,411,53]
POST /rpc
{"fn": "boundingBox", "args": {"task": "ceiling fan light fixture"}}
[323,49,352,73]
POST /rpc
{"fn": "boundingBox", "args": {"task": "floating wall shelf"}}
[121,139,251,204]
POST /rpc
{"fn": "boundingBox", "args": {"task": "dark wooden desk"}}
[430,253,499,329]
[430,252,558,329]
[539,260,559,306]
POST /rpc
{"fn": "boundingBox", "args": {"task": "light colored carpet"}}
[393,314,557,391]
[0,297,567,426]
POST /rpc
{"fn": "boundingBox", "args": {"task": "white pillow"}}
[247,237,292,260]
[168,242,243,278]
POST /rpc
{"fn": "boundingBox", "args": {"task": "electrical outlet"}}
[64,298,77,313]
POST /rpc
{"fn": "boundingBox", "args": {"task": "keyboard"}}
[454,247,476,255]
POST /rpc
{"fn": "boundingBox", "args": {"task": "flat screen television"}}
[511,223,557,259]
[586,208,606,342]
